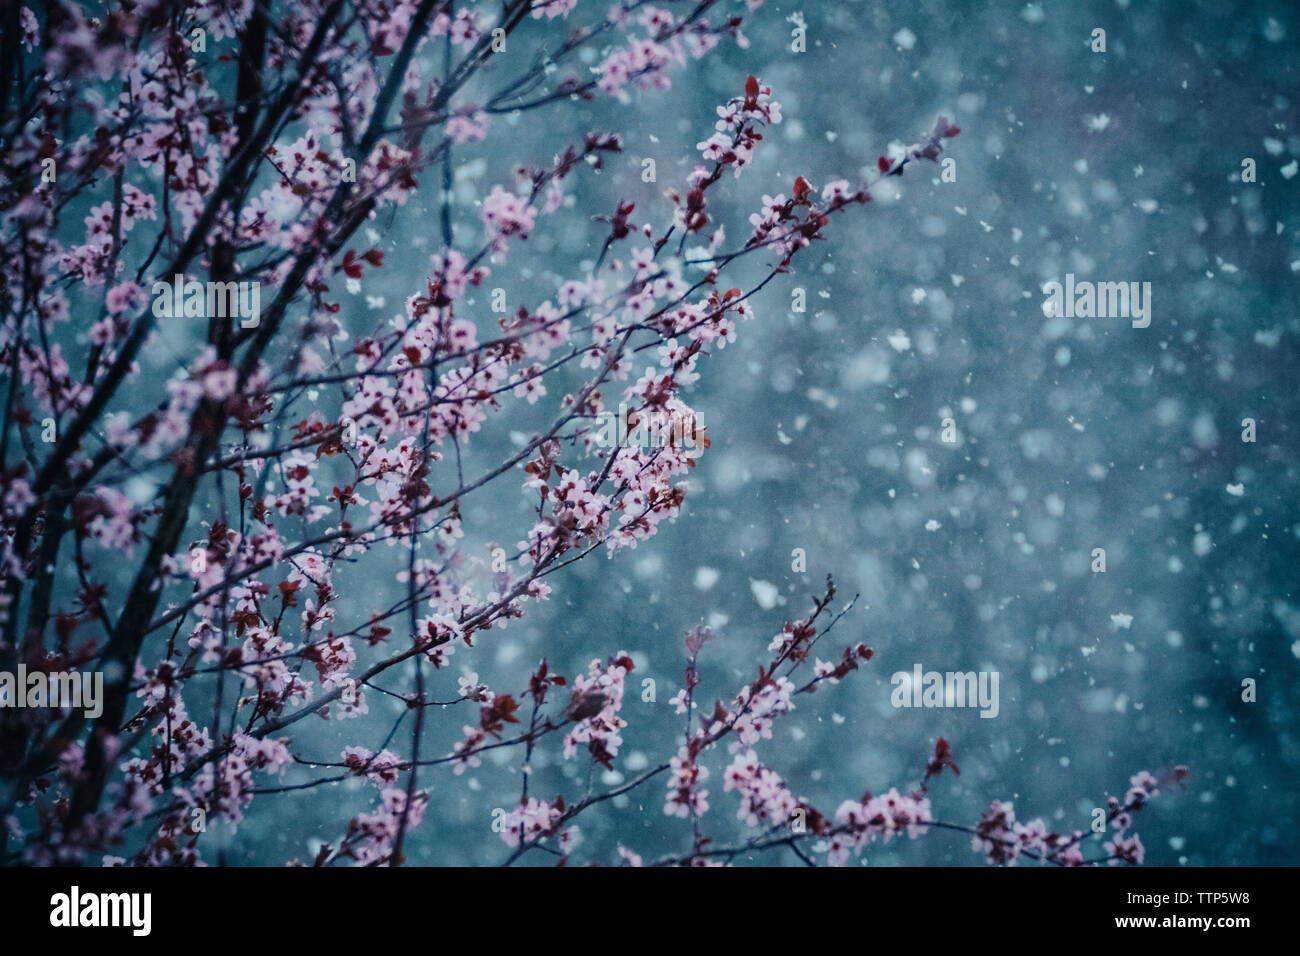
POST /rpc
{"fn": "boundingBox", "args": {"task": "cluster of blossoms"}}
[826,789,934,866]
[61,187,158,286]
[1104,769,1186,865]
[723,750,799,828]
[342,746,404,786]
[665,741,711,819]
[451,685,523,777]
[480,185,538,258]
[561,655,632,768]
[337,787,430,867]
[662,588,855,828]
[967,766,1187,867]
[596,4,732,96]
[498,797,573,850]
[970,800,1065,866]
[696,75,782,178]
[102,691,293,865]
[725,675,796,749]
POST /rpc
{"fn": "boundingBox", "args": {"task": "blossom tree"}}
[0,0,1182,866]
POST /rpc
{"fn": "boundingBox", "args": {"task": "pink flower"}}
[446,111,490,145]
[105,281,144,315]
[499,798,564,848]
[480,185,538,258]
